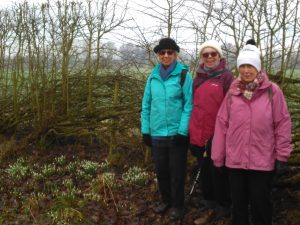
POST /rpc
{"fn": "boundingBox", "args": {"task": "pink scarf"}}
[237,72,264,100]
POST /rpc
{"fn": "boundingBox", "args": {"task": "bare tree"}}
[136,0,187,37]
[54,0,81,115]
[0,10,14,111]
[81,0,127,113]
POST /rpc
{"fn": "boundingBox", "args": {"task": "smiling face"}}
[239,64,258,83]
[158,49,177,67]
[200,47,221,69]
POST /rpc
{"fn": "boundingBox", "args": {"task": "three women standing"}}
[141,38,292,225]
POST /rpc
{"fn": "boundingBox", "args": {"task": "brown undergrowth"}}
[0,144,300,225]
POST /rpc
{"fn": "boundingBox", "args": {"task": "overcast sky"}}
[0,0,230,54]
[0,0,221,54]
[0,0,44,7]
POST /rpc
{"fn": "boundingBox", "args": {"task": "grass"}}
[286,69,300,78]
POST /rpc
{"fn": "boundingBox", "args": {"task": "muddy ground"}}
[0,145,300,225]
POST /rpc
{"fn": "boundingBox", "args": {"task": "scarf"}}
[237,72,264,100]
[197,61,223,79]
[193,59,226,92]
[159,61,177,80]
[203,64,218,76]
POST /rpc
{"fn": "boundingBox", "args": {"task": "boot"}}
[216,205,231,218]
[169,207,185,220]
[200,199,216,210]
[153,201,171,213]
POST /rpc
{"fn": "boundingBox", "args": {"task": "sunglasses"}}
[158,50,175,56]
[202,51,218,58]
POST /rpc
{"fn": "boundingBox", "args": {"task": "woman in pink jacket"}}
[212,39,292,225]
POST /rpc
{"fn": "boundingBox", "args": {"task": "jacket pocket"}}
[226,146,243,165]
[252,142,275,168]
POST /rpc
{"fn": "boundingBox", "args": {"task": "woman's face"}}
[239,64,258,83]
[158,49,177,67]
[200,47,221,69]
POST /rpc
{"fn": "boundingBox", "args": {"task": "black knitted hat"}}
[153,38,180,53]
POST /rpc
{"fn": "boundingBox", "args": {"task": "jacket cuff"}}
[276,156,288,162]
[177,129,188,136]
[213,161,224,168]
[141,127,150,134]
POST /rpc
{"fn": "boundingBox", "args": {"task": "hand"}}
[275,160,288,176]
[173,134,189,146]
[213,165,226,175]
[142,134,152,147]
[189,144,205,158]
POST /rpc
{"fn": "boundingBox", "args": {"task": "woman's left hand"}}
[174,134,189,146]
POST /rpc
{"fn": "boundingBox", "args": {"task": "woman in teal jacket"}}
[141,38,193,220]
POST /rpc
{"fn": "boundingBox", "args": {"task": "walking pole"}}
[185,155,203,204]
[181,151,204,224]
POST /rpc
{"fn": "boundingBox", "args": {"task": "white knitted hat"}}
[237,41,261,72]
[199,40,223,58]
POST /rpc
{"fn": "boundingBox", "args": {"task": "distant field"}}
[286,69,300,78]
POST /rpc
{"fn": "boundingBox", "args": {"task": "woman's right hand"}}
[142,134,152,147]
[189,144,205,158]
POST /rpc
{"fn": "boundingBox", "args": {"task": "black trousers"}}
[200,139,231,207]
[151,141,188,209]
[228,168,274,225]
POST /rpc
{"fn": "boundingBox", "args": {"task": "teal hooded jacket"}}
[141,62,193,136]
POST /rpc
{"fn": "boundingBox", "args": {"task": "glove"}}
[213,165,226,175]
[189,144,205,159]
[142,134,152,147]
[173,134,189,146]
[275,160,288,176]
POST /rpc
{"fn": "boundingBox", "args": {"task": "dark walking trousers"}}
[151,140,188,209]
[200,139,231,207]
[228,168,274,225]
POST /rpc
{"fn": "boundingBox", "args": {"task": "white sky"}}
[0,0,44,7]
[0,0,49,9]
[0,0,204,56]
[0,0,242,54]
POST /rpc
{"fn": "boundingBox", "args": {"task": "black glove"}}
[142,134,152,147]
[213,165,226,175]
[275,160,288,176]
[190,144,205,159]
[173,134,189,146]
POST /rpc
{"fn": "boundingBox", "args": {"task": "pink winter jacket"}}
[212,72,292,171]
